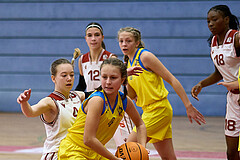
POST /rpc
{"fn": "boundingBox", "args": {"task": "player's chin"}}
[121,49,128,55]
[103,88,115,94]
[66,84,73,89]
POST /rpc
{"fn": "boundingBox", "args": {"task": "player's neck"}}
[128,48,139,61]
[90,48,103,62]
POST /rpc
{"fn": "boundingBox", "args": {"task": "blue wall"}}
[1,0,239,116]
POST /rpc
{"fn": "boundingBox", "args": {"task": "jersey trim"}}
[81,91,127,115]
[138,48,150,71]
[129,48,139,66]
[81,91,106,115]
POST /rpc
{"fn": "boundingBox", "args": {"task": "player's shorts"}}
[41,152,57,160]
[133,98,173,143]
[225,92,240,137]
[58,137,108,160]
[113,113,134,147]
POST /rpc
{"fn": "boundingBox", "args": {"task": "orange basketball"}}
[115,142,149,160]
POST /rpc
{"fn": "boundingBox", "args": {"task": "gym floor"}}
[0,113,226,160]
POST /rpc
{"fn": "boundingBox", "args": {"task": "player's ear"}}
[224,16,229,26]
[135,41,140,48]
[51,75,56,83]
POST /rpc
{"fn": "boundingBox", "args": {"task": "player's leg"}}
[153,138,177,160]
[226,136,240,160]
[225,92,240,160]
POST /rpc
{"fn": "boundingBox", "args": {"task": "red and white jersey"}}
[81,49,113,92]
[211,29,240,82]
[40,91,81,156]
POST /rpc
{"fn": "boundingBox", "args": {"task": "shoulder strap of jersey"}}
[81,90,106,115]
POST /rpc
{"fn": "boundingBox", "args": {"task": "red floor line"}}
[0,146,227,159]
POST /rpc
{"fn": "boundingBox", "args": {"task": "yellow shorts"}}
[58,137,108,160]
[133,98,173,143]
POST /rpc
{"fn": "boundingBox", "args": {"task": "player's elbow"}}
[136,120,146,131]
[83,135,94,147]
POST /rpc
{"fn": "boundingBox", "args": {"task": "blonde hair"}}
[118,27,145,63]
[118,27,145,48]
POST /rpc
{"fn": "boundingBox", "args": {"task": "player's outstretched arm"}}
[17,88,53,117]
[140,51,206,125]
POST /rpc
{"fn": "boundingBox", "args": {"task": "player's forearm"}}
[199,70,223,88]
[136,123,147,147]
[20,102,35,117]
[84,137,118,160]
[170,78,192,108]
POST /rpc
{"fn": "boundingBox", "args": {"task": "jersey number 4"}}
[73,107,78,117]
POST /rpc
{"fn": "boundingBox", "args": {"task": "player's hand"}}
[217,81,239,91]
[186,103,206,125]
[127,66,143,76]
[191,84,202,101]
[17,89,31,104]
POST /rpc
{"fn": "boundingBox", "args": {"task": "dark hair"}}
[118,27,145,63]
[50,58,73,76]
[96,58,128,100]
[85,22,106,49]
[207,5,239,46]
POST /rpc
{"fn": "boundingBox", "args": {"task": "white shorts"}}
[41,152,58,160]
[225,92,240,137]
[113,113,134,147]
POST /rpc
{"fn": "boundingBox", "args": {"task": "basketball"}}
[115,142,149,160]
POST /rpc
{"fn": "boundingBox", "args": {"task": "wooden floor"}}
[0,113,226,160]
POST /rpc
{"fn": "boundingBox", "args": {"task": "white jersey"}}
[211,29,240,137]
[81,49,113,92]
[211,29,240,82]
[40,91,81,159]
[113,112,134,147]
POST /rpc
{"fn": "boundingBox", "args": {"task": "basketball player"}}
[118,27,206,160]
[191,5,240,160]
[17,58,85,160]
[75,22,142,147]
[58,58,147,160]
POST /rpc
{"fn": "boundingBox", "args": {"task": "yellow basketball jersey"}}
[66,90,127,149]
[127,48,169,107]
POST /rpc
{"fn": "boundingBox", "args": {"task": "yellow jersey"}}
[66,90,127,149]
[127,48,169,107]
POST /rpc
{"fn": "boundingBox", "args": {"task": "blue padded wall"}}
[1,0,239,115]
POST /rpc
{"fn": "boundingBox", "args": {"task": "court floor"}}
[0,113,226,160]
